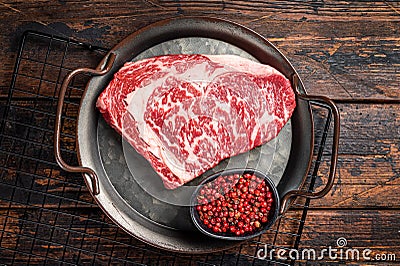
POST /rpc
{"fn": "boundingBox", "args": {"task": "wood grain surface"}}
[0,0,399,265]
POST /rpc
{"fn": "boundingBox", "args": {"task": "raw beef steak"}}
[96,54,296,189]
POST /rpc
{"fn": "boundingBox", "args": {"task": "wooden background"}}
[0,1,399,265]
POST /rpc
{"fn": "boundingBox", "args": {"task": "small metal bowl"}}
[190,169,280,241]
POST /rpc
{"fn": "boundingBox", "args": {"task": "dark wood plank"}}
[306,103,400,208]
[336,104,400,155]
[1,101,399,209]
[1,208,398,264]
[1,1,399,99]
[300,210,400,263]
[0,0,399,264]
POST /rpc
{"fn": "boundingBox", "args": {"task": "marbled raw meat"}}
[96,54,295,189]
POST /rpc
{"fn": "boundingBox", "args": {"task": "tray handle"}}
[54,53,116,195]
[279,74,340,214]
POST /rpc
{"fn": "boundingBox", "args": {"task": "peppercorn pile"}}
[195,173,275,236]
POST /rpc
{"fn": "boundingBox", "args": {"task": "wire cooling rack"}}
[0,30,334,265]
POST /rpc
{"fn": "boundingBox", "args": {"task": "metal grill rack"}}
[0,31,334,265]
